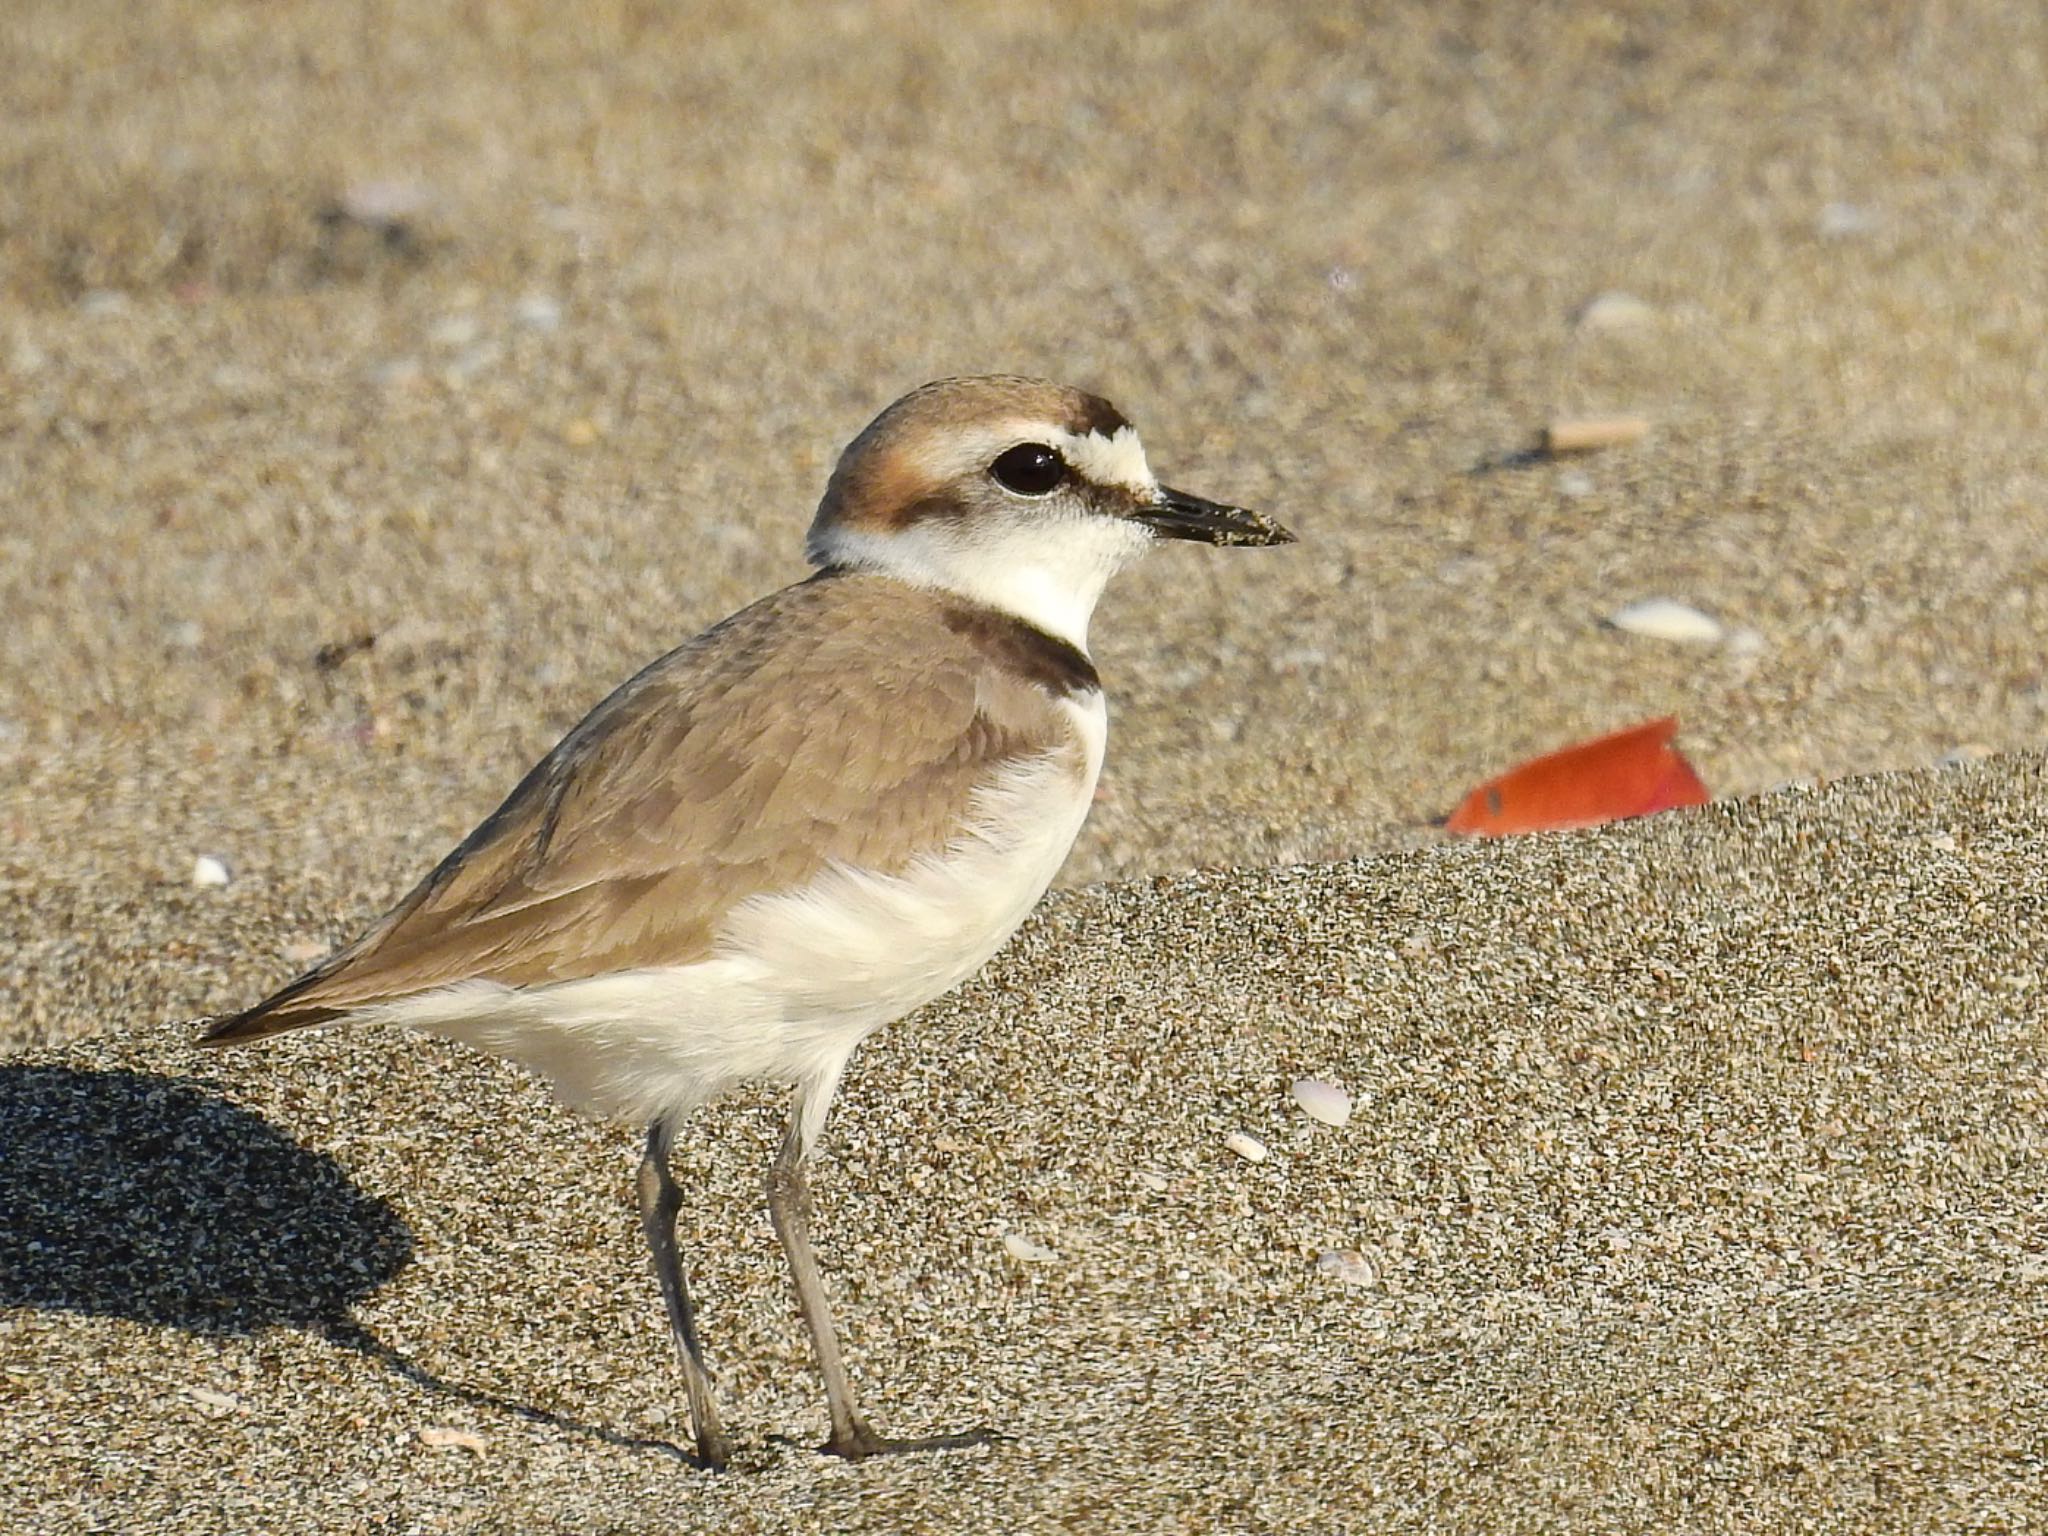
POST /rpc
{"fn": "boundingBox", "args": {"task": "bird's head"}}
[807,375,1293,649]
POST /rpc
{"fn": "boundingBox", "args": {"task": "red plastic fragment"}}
[1443,716,1711,837]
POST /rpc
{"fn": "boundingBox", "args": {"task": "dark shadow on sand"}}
[0,1065,412,1330]
[0,1064,702,1464]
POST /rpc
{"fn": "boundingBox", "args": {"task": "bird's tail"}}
[195,962,356,1046]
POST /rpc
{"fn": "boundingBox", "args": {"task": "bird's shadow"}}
[0,1064,698,1465]
[0,1064,409,1331]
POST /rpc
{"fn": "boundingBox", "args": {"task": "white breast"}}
[383,692,1107,1140]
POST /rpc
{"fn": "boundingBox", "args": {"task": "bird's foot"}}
[690,1425,733,1471]
[821,1420,1006,1460]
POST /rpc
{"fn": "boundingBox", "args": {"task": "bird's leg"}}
[766,1093,997,1460]
[636,1118,731,1469]
[764,1103,881,1456]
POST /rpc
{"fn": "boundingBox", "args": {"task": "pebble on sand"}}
[1291,1078,1352,1128]
[1606,598,1727,646]
[417,1426,488,1453]
[1316,1250,1379,1287]
[191,855,231,888]
[1224,1131,1270,1164]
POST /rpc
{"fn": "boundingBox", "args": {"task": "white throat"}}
[813,514,1152,651]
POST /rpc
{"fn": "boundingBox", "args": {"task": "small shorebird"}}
[200,375,1293,1468]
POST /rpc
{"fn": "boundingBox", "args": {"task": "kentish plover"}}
[200,375,1294,1467]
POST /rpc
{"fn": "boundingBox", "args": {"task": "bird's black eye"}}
[989,443,1066,496]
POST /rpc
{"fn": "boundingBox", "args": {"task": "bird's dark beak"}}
[1134,486,1295,547]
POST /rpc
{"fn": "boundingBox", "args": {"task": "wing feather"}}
[201,574,1073,1041]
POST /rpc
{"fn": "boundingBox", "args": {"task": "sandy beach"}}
[5,2,2045,1529]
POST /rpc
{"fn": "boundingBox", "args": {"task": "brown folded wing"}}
[202,573,1084,1041]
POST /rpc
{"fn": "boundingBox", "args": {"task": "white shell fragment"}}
[1818,202,1879,238]
[513,293,563,332]
[1291,1078,1353,1128]
[1724,626,1768,659]
[182,1386,246,1413]
[1574,291,1656,330]
[190,855,231,888]
[428,313,481,350]
[1316,1249,1379,1287]
[1002,1232,1058,1263]
[1223,1131,1270,1164]
[339,179,434,227]
[1606,598,1726,646]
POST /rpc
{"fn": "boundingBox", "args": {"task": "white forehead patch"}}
[1054,425,1156,495]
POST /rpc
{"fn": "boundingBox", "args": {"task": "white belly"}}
[378,693,1106,1135]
